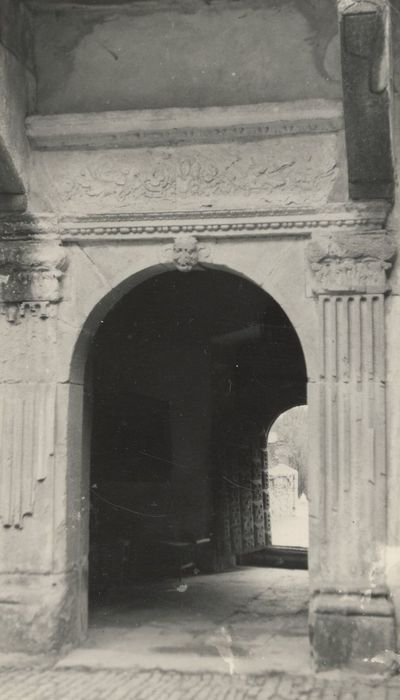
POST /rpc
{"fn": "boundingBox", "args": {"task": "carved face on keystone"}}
[173,235,199,272]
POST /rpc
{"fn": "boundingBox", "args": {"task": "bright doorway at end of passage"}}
[267,405,309,549]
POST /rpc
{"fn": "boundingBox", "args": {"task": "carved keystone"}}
[0,243,68,322]
[307,231,396,294]
[162,235,210,273]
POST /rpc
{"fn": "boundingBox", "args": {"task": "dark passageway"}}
[88,269,307,604]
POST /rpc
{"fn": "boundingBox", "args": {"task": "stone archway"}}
[67,264,310,672]
[63,258,312,652]
[0,223,396,670]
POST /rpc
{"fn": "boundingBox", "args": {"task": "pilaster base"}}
[310,592,396,671]
[0,569,87,653]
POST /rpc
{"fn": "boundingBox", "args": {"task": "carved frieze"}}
[307,232,396,294]
[0,243,68,322]
[36,135,340,214]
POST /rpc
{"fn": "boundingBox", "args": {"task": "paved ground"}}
[1,667,400,700]
[63,568,309,674]
[1,568,399,698]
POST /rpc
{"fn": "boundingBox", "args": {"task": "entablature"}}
[0,201,390,243]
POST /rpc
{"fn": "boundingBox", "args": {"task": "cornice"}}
[0,203,390,242]
[59,203,391,241]
[26,99,344,151]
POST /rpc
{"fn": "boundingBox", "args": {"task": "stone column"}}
[0,242,71,652]
[307,231,397,669]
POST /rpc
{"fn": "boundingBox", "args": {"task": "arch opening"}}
[266,406,309,551]
[79,266,310,668]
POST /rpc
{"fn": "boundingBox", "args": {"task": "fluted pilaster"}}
[307,230,396,669]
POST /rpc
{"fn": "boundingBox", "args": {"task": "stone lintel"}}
[26,99,344,151]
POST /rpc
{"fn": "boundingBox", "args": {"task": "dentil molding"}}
[0,203,390,243]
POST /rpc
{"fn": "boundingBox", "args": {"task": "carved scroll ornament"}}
[0,243,68,322]
[307,232,396,294]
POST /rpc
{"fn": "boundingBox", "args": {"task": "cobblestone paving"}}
[1,668,400,700]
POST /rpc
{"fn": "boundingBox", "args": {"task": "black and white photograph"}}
[0,1,400,698]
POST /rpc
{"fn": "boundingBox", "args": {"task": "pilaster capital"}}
[0,243,68,322]
[307,231,396,295]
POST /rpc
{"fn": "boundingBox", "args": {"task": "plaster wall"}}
[31,0,341,115]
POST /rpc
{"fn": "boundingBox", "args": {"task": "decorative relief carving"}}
[40,136,339,213]
[161,235,211,272]
[172,235,200,272]
[0,244,68,323]
[307,232,396,294]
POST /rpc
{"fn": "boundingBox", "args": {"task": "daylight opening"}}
[266,406,309,549]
